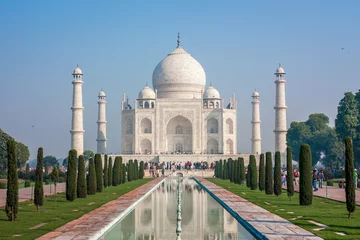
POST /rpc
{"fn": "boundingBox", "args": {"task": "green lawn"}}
[0,178,152,239]
[207,178,360,240]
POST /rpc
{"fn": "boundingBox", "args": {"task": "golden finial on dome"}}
[177,32,180,47]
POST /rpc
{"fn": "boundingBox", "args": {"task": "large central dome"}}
[152,45,206,99]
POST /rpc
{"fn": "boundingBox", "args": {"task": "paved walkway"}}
[197,178,322,240]
[37,178,163,240]
[285,185,360,205]
[0,183,66,207]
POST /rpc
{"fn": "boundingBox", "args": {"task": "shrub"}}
[239,158,245,185]
[66,149,77,201]
[249,155,257,190]
[344,137,355,218]
[258,154,265,191]
[327,180,334,186]
[108,157,112,186]
[0,182,7,189]
[5,139,18,221]
[286,147,294,200]
[34,147,44,210]
[299,144,312,206]
[323,169,334,180]
[95,154,103,192]
[265,152,273,195]
[274,151,282,196]
[24,180,31,188]
[45,180,50,185]
[58,177,66,183]
[87,158,97,195]
[77,155,87,198]
[103,155,108,188]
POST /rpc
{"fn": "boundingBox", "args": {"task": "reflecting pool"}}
[103,178,255,240]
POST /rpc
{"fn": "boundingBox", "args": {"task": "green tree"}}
[218,160,223,179]
[335,92,359,141]
[43,155,58,167]
[128,160,133,182]
[134,160,139,180]
[274,151,282,196]
[234,159,239,184]
[66,149,77,201]
[87,158,97,195]
[103,155,108,188]
[25,163,30,179]
[139,161,144,179]
[344,137,356,218]
[50,165,59,205]
[239,158,245,185]
[246,163,251,188]
[299,144,313,206]
[44,163,49,177]
[265,152,273,195]
[286,147,294,200]
[34,147,44,211]
[77,155,87,198]
[83,150,95,161]
[249,155,257,190]
[112,157,119,186]
[229,159,234,183]
[258,153,265,191]
[223,160,227,180]
[118,157,123,184]
[5,139,18,221]
[121,163,126,184]
[94,154,103,192]
[108,157,112,186]
[15,142,30,168]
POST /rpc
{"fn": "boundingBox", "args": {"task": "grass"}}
[207,178,360,240]
[0,178,152,239]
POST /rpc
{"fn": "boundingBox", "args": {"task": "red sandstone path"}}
[284,184,360,205]
[0,183,66,208]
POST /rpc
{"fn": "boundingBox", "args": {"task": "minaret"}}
[97,90,107,154]
[70,65,85,155]
[274,64,287,153]
[251,90,261,154]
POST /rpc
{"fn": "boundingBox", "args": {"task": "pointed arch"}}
[226,118,233,134]
[207,118,218,134]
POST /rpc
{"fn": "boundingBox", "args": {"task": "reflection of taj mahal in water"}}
[105,178,253,239]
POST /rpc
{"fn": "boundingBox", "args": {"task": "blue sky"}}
[0,0,359,159]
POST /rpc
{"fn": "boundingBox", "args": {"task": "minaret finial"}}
[279,63,281,67]
[210,81,212,86]
[77,64,79,67]
[177,32,180,47]
[146,81,148,86]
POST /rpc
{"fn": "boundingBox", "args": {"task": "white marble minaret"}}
[251,90,261,154]
[96,90,107,154]
[274,64,287,153]
[70,65,85,155]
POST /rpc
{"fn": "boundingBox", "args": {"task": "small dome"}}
[204,85,220,99]
[275,64,285,74]
[73,66,83,75]
[252,90,259,97]
[138,85,155,99]
[98,90,106,97]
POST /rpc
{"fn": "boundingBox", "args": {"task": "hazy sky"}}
[1,1,359,159]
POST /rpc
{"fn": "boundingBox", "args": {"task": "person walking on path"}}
[318,170,324,188]
[312,170,318,191]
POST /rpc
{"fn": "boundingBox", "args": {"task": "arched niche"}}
[141,118,152,133]
[207,118,218,133]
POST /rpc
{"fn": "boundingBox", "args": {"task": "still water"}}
[103,178,255,240]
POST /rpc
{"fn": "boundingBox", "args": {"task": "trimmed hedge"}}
[95,154,103,192]
[35,147,44,208]
[77,155,87,198]
[24,180,31,188]
[5,139,18,221]
[87,158,97,195]
[274,151,282,196]
[265,152,273,195]
[239,158,245,185]
[327,180,334,186]
[249,155,257,190]
[103,155,108,188]
[258,153,265,191]
[286,147,294,200]
[66,149,77,202]
[299,144,312,206]
[108,157,113,186]
[344,137,356,218]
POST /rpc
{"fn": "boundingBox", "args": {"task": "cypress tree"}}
[250,155,257,190]
[139,161,144,179]
[299,144,312,206]
[258,153,265,191]
[112,157,119,186]
[66,149,77,201]
[246,162,251,188]
[128,160,133,182]
[345,137,356,218]
[286,147,294,200]
[5,139,18,221]
[87,158,97,195]
[234,159,239,183]
[274,151,282,196]
[108,157,112,186]
[229,159,234,182]
[50,165,59,205]
[95,154,103,192]
[223,160,227,180]
[219,160,223,179]
[134,160,138,180]
[34,147,44,210]
[44,163,49,177]
[231,159,235,183]
[228,159,232,180]
[25,163,30,180]
[118,157,123,184]
[239,158,245,185]
[265,152,273,195]
[122,163,126,183]
[77,155,87,198]
[103,155,108,188]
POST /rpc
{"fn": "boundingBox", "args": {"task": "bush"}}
[327,180,334,186]
[299,144,312,206]
[66,149,77,201]
[45,180,50,185]
[0,182,7,189]
[87,158,97,195]
[34,147,44,210]
[258,154,265,191]
[274,151,282,196]
[323,169,334,180]
[24,180,31,188]
[265,152,273,195]
[95,154,103,192]
[344,137,355,218]
[58,177,66,183]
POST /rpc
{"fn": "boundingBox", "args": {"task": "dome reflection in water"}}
[104,178,254,240]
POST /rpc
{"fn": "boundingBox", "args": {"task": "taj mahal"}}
[69,35,288,164]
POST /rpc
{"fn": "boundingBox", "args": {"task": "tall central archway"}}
[166,115,192,153]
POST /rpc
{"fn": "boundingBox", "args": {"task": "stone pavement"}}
[197,178,323,240]
[0,183,66,207]
[286,184,360,205]
[37,178,163,240]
